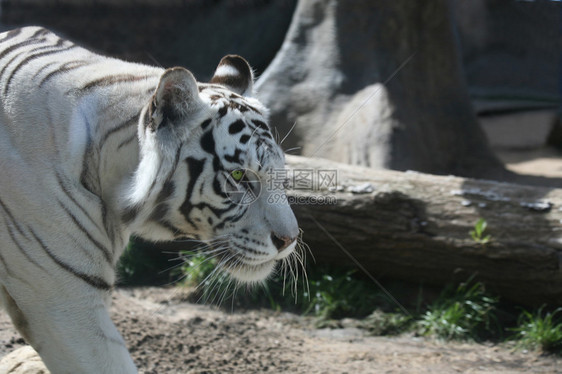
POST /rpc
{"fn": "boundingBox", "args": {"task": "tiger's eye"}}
[231,170,244,181]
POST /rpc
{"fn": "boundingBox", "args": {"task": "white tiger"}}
[0,26,299,373]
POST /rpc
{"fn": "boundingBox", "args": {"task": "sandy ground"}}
[498,147,562,179]
[0,287,561,374]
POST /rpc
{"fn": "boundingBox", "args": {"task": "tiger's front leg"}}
[0,283,137,374]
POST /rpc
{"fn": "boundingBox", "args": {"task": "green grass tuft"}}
[168,250,562,351]
[510,306,562,354]
[416,280,498,341]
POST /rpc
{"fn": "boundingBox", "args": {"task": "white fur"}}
[213,64,240,77]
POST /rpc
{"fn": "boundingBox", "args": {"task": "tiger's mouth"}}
[212,243,279,282]
[223,257,277,283]
[206,235,298,283]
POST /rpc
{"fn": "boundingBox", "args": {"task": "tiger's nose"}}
[270,232,297,252]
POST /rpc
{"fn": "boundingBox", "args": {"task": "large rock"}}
[256,0,504,179]
[0,346,48,374]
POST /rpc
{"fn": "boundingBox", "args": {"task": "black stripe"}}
[27,42,61,55]
[0,249,9,275]
[79,114,101,196]
[154,181,175,207]
[100,114,138,146]
[228,101,249,112]
[210,75,248,94]
[149,203,168,222]
[32,60,57,79]
[100,200,117,247]
[179,157,206,229]
[145,162,163,200]
[28,228,112,291]
[161,146,183,185]
[224,206,248,224]
[0,54,23,87]
[252,120,269,131]
[31,28,49,38]
[228,120,246,134]
[212,176,228,198]
[228,209,247,223]
[57,200,113,264]
[143,100,154,131]
[0,28,22,44]
[212,156,224,172]
[200,130,215,154]
[78,74,149,93]
[6,224,49,274]
[121,205,141,225]
[117,134,137,150]
[0,198,48,273]
[194,201,237,219]
[218,105,228,118]
[149,202,168,223]
[39,60,89,87]
[4,44,77,96]
[246,104,262,114]
[0,37,46,63]
[224,148,244,164]
[0,197,28,239]
[200,118,212,130]
[156,220,187,237]
[55,171,102,232]
[0,248,33,287]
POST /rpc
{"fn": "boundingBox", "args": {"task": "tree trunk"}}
[285,155,562,306]
[256,0,505,178]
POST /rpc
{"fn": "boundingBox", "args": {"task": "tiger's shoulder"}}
[0,27,162,171]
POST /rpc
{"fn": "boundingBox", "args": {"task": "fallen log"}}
[284,155,562,306]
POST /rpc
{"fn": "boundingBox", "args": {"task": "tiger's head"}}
[122,55,299,283]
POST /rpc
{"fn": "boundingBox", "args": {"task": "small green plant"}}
[511,306,562,354]
[417,279,498,341]
[470,218,491,244]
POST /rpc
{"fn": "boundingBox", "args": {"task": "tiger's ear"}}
[210,55,254,97]
[149,67,201,131]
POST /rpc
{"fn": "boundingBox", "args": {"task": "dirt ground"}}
[0,287,560,374]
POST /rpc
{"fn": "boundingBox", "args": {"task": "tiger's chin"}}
[226,260,277,283]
